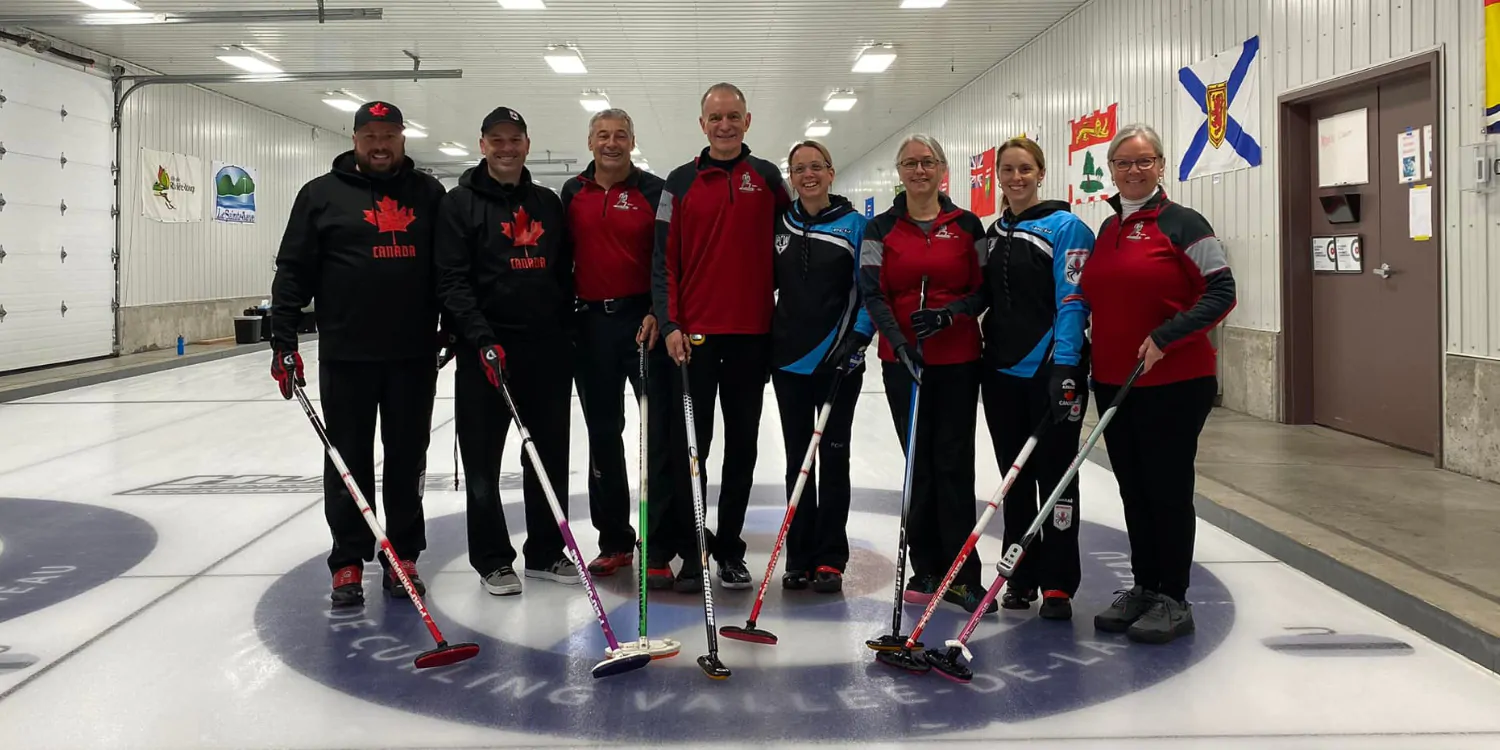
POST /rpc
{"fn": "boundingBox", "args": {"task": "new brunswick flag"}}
[1488,0,1500,132]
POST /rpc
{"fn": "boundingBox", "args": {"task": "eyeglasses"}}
[898,159,943,171]
[790,163,830,176]
[1110,157,1161,172]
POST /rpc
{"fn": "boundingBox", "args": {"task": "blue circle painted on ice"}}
[255,485,1234,741]
[0,498,158,625]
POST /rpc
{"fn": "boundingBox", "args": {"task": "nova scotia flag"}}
[1176,35,1262,181]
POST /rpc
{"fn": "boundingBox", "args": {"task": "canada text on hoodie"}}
[270,150,446,361]
[772,194,875,374]
[858,192,987,366]
[981,200,1094,377]
[652,145,792,337]
[434,164,573,348]
[560,162,665,301]
[1080,189,1236,387]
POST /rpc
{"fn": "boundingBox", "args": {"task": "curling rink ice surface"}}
[3,342,1500,750]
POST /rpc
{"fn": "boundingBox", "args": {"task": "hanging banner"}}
[141,148,204,223]
[864,196,875,218]
[969,147,996,218]
[1488,0,1500,132]
[1068,103,1118,205]
[211,161,258,224]
[1176,35,1263,181]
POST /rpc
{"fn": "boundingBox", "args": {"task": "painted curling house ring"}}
[255,485,1234,742]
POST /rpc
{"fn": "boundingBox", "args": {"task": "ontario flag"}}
[970,148,996,218]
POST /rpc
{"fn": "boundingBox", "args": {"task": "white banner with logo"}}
[141,148,204,223]
[211,161,258,224]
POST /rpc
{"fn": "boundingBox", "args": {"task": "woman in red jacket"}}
[859,134,993,614]
[1078,124,1236,645]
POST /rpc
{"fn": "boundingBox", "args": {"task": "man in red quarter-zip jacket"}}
[651,82,792,592]
[560,108,674,581]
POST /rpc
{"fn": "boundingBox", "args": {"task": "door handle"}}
[1374,262,1393,279]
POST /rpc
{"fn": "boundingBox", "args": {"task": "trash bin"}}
[233,316,260,345]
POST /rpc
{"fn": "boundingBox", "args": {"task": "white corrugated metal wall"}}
[837,0,1496,360]
[118,81,344,308]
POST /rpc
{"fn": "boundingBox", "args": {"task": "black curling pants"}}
[981,366,1083,597]
[572,296,674,558]
[1092,375,1216,602]
[882,359,982,589]
[771,364,863,573]
[455,336,572,576]
[655,333,770,567]
[320,358,437,574]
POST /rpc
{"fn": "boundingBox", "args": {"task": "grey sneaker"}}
[1093,585,1154,633]
[483,566,522,596]
[1127,593,1195,644]
[525,558,582,585]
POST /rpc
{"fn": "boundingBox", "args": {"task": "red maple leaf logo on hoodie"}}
[501,206,545,248]
[364,196,416,234]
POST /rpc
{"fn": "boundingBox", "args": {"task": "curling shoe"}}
[382,560,425,597]
[1093,585,1154,633]
[674,561,704,593]
[526,558,581,585]
[1000,585,1037,610]
[1126,593,1195,644]
[811,565,843,594]
[331,564,364,608]
[944,584,997,616]
[587,551,633,577]
[903,574,940,604]
[782,569,810,590]
[1038,590,1073,620]
[717,559,752,590]
[646,562,676,591]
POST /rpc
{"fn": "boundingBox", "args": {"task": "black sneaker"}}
[718,559,752,590]
[782,569,809,590]
[1038,590,1073,620]
[945,584,997,616]
[330,564,364,608]
[1094,585,1154,633]
[1127,593,1195,644]
[1001,585,1037,610]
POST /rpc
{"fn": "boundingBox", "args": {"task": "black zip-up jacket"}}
[270,150,446,361]
[772,194,876,374]
[434,164,573,348]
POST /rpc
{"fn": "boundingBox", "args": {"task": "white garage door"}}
[0,46,115,373]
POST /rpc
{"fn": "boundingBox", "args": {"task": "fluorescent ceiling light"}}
[439,144,470,157]
[78,0,140,9]
[825,91,858,111]
[544,45,587,74]
[217,55,282,73]
[498,0,546,7]
[322,97,361,112]
[899,0,947,7]
[853,44,897,73]
[403,128,427,138]
[805,120,832,137]
[579,91,610,112]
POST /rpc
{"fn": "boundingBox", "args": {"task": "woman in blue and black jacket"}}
[981,136,1095,620]
[770,140,875,594]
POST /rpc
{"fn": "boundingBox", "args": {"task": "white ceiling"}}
[4,0,1088,187]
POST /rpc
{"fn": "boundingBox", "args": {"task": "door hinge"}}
[110,204,119,219]
[110,247,118,265]
[59,300,68,317]
[60,246,67,263]
[110,299,119,313]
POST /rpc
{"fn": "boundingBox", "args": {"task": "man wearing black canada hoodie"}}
[435,106,577,597]
[270,100,448,608]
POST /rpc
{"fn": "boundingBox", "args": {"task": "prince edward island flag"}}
[1176,35,1262,181]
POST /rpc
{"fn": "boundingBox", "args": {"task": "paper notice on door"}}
[1313,236,1337,272]
[1423,124,1434,178]
[1409,184,1433,240]
[1398,128,1420,184]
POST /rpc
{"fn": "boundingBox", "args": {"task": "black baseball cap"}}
[481,106,528,135]
[354,100,403,130]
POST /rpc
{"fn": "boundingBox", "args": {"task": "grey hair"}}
[1107,123,1165,160]
[895,133,948,167]
[588,108,635,136]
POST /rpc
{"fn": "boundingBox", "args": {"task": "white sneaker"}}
[525,558,582,585]
[483,566,522,596]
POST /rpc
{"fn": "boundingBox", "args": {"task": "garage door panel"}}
[0,45,115,372]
